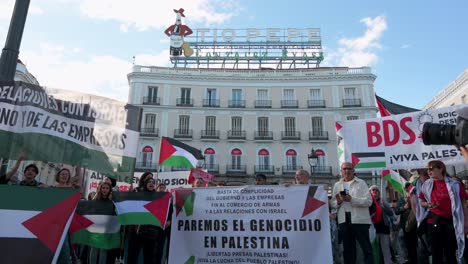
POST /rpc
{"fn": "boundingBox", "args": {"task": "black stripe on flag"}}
[76,200,116,216]
[0,238,54,264]
[353,152,385,158]
[113,191,168,203]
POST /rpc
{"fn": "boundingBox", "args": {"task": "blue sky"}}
[0,0,466,109]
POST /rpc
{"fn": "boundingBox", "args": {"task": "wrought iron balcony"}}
[281,131,301,140]
[311,166,332,175]
[176,98,194,106]
[135,162,157,171]
[281,100,298,108]
[282,165,303,175]
[309,131,329,140]
[202,164,219,174]
[254,165,275,175]
[140,127,159,137]
[254,131,273,140]
[254,100,272,108]
[202,99,220,107]
[342,98,361,107]
[226,165,247,175]
[174,129,193,138]
[228,100,246,108]
[200,130,220,139]
[143,96,160,105]
[307,99,326,108]
[227,130,246,140]
[171,167,192,171]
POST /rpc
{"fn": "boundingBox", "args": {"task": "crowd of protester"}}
[1,146,468,263]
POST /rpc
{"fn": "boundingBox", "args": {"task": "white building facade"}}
[128,66,378,185]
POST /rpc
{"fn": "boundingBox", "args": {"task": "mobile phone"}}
[340,190,347,196]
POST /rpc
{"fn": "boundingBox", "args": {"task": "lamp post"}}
[308,148,319,183]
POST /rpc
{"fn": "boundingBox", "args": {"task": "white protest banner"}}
[169,185,332,263]
[336,105,465,170]
[135,171,191,191]
[0,81,141,182]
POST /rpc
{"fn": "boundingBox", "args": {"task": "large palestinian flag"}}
[159,136,203,168]
[375,94,419,117]
[0,81,141,182]
[113,192,171,227]
[70,200,121,249]
[0,185,80,264]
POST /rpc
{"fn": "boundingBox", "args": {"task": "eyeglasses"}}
[342,168,354,171]
[427,166,440,171]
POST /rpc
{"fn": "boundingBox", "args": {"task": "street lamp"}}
[308,148,319,183]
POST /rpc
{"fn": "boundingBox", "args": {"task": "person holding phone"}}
[331,162,373,264]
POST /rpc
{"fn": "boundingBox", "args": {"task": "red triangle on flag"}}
[302,186,326,217]
[335,122,343,132]
[381,169,391,178]
[351,154,360,166]
[175,189,194,216]
[144,192,171,228]
[69,213,94,235]
[159,137,177,164]
[22,192,81,253]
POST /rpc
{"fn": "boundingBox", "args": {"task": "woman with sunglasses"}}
[418,160,468,263]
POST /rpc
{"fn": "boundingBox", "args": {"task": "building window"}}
[309,89,321,99]
[284,117,296,135]
[344,87,356,98]
[141,146,153,167]
[179,115,190,132]
[311,117,323,135]
[258,149,270,170]
[144,114,156,129]
[205,116,216,132]
[283,89,295,100]
[258,117,269,135]
[232,89,242,101]
[347,116,359,120]
[204,148,216,169]
[257,89,268,100]
[286,149,297,170]
[231,148,242,169]
[180,88,191,104]
[231,117,242,132]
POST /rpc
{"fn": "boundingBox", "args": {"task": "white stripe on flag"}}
[114,200,150,214]
[0,209,39,238]
[174,146,198,167]
[84,215,120,234]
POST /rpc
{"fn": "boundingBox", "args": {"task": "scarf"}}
[370,192,383,223]
[421,176,465,260]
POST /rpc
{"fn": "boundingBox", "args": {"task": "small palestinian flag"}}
[159,137,204,168]
[175,189,196,217]
[113,192,171,227]
[382,169,407,194]
[70,200,121,250]
[352,152,386,169]
[0,185,80,264]
[302,186,326,218]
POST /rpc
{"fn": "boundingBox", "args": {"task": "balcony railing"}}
[228,100,246,108]
[254,100,272,108]
[309,131,329,140]
[282,165,303,174]
[200,130,220,139]
[281,131,301,140]
[343,98,361,107]
[254,131,274,140]
[140,127,159,137]
[143,96,160,105]
[202,99,220,107]
[226,165,247,175]
[135,162,157,171]
[254,165,275,175]
[174,129,193,138]
[308,99,326,108]
[176,98,194,106]
[171,167,192,171]
[281,100,298,108]
[311,166,333,175]
[202,164,219,174]
[227,130,246,140]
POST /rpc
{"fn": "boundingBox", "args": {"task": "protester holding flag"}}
[419,160,468,263]
[369,185,394,264]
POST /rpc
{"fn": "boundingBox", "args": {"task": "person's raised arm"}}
[5,151,25,181]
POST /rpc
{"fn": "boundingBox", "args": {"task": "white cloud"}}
[323,16,387,67]
[134,50,171,67]
[78,0,241,32]
[21,42,133,102]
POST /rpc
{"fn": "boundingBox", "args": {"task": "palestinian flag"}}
[382,169,407,194]
[113,192,171,227]
[352,152,386,169]
[375,94,419,117]
[175,189,196,217]
[0,185,80,264]
[70,200,121,250]
[159,136,203,168]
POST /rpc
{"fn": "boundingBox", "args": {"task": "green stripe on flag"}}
[0,185,77,211]
[161,155,195,168]
[118,212,162,226]
[385,175,405,194]
[355,162,386,169]
[71,229,120,250]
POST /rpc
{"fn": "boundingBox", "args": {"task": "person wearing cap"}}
[330,162,373,264]
[369,185,394,264]
[19,163,46,188]
[255,174,267,185]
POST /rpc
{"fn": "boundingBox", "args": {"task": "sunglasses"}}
[342,168,354,171]
[427,166,440,171]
